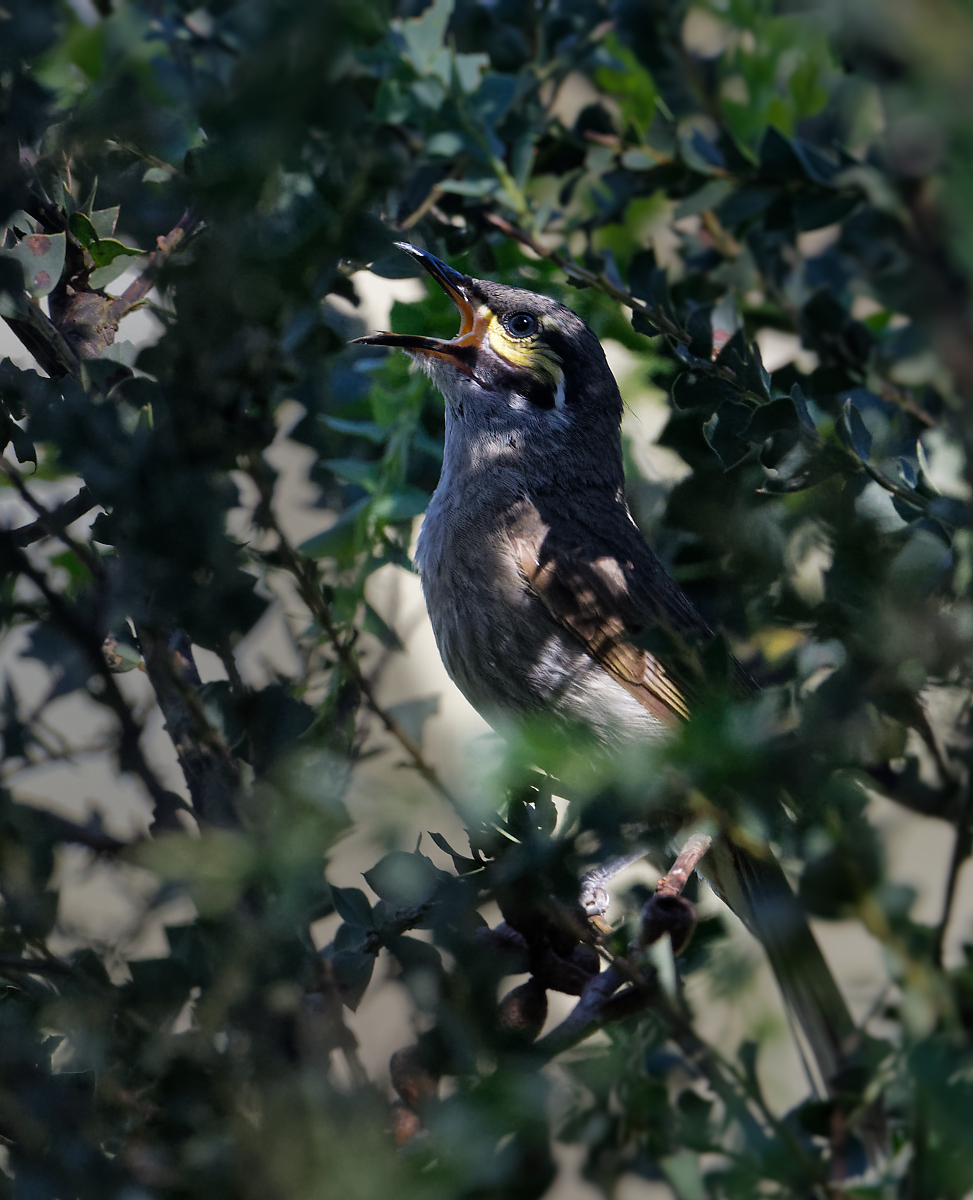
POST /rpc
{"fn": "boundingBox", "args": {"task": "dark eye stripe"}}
[514,372,556,410]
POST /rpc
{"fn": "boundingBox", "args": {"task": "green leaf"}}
[323,458,380,488]
[297,497,370,557]
[330,885,374,928]
[1,232,65,298]
[89,207,119,237]
[329,947,376,1010]
[660,1150,705,1200]
[363,602,405,652]
[363,851,439,907]
[836,399,873,461]
[426,130,465,157]
[319,414,388,443]
[375,488,429,521]
[87,237,143,269]
[703,400,754,469]
[385,694,438,746]
[437,177,498,197]
[454,52,489,93]
[68,211,98,247]
[672,371,740,414]
[397,0,453,75]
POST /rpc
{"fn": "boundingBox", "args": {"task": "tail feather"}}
[700,837,856,1095]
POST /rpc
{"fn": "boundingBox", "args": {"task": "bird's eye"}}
[502,311,538,338]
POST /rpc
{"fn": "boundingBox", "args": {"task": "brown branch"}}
[10,487,96,547]
[655,832,712,896]
[107,209,195,324]
[532,965,653,1057]
[532,832,711,1056]
[0,462,102,578]
[134,626,241,829]
[2,297,82,379]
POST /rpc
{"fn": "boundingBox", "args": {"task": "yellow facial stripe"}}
[485,311,563,386]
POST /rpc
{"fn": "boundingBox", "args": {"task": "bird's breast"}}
[415,488,665,745]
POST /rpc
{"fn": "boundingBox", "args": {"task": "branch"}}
[10,487,96,547]
[0,532,182,830]
[656,833,712,896]
[533,833,712,1058]
[247,473,458,807]
[134,626,241,829]
[2,297,82,379]
[0,954,75,978]
[0,464,102,580]
[933,777,973,966]
[532,965,652,1057]
[484,211,685,343]
[107,209,195,324]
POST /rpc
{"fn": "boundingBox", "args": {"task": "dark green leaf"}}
[330,886,374,929]
[835,399,873,461]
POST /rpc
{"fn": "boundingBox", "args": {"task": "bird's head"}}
[354,243,624,488]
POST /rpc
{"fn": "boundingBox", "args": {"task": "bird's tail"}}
[699,836,856,1096]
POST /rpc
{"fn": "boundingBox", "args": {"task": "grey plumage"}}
[356,244,855,1095]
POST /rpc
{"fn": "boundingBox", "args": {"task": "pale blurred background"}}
[2,262,971,1200]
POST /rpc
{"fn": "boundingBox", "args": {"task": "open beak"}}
[352,243,488,376]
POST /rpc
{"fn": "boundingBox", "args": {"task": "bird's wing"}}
[513,505,856,1099]
[510,516,701,727]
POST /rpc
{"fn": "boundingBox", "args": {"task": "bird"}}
[354,241,856,1094]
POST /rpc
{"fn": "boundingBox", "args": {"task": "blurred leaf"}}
[703,400,753,469]
[330,886,375,929]
[385,694,438,746]
[836,400,873,461]
[364,851,439,907]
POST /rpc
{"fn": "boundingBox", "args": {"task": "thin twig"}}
[484,212,683,342]
[0,532,181,829]
[250,485,458,806]
[0,463,104,579]
[10,487,96,547]
[107,209,196,323]
[538,833,712,1055]
[656,833,712,896]
[933,776,973,966]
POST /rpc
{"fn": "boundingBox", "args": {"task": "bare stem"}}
[107,209,196,323]
[933,777,973,967]
[0,463,104,578]
[656,833,712,896]
[10,487,96,547]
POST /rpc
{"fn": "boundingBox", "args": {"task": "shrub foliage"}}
[2,0,973,1196]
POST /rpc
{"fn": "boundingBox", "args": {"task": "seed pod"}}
[639,891,697,956]
[498,978,548,1041]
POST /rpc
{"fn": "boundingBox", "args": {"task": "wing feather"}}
[511,533,692,727]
